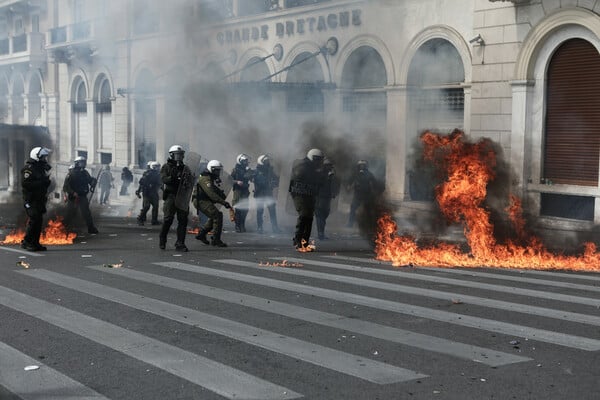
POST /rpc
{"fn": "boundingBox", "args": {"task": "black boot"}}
[195,228,210,245]
[211,238,227,247]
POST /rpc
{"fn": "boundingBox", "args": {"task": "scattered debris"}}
[17,261,30,269]
[103,261,124,269]
[24,365,39,371]
[451,299,463,304]
[259,260,303,268]
[509,340,520,345]
[81,255,92,258]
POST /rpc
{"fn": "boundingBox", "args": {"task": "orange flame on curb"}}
[375,131,600,272]
[2,217,77,245]
[296,239,316,253]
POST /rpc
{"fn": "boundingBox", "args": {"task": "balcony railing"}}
[47,18,106,47]
[0,32,45,65]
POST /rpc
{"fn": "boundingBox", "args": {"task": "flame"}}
[259,260,303,268]
[296,239,316,253]
[2,217,77,245]
[188,227,199,234]
[375,130,600,272]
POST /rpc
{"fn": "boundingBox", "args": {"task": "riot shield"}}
[175,151,202,211]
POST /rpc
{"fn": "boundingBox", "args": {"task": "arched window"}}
[237,56,272,113]
[286,51,324,113]
[407,39,465,201]
[134,69,156,168]
[97,77,113,156]
[543,39,600,187]
[12,76,24,123]
[73,80,88,149]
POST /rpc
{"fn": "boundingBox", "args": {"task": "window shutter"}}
[544,39,600,186]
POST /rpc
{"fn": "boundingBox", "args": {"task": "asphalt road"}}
[0,214,599,400]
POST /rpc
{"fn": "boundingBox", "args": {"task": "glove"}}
[223,201,231,209]
[135,191,141,199]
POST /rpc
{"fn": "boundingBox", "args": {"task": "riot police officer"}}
[346,159,380,227]
[289,148,324,250]
[20,146,52,251]
[63,156,99,234]
[315,158,340,240]
[254,154,281,234]
[231,153,253,232]
[136,161,161,225]
[192,160,231,247]
[159,145,191,251]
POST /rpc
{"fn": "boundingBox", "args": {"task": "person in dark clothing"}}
[254,154,281,234]
[230,153,253,232]
[289,148,324,251]
[20,146,52,251]
[315,158,340,240]
[136,161,161,225]
[192,160,231,247]
[63,156,99,234]
[98,165,114,205]
[120,166,133,195]
[159,145,191,251]
[346,159,380,227]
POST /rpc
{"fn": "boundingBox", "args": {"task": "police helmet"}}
[30,147,51,162]
[357,159,368,169]
[306,148,324,162]
[257,154,270,166]
[74,156,87,169]
[146,161,152,169]
[236,153,249,166]
[207,159,223,176]
[168,145,185,162]
[150,161,160,171]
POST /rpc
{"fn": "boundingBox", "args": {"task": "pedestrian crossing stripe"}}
[16,268,426,385]
[0,285,301,400]
[267,257,600,325]
[157,261,600,351]
[79,265,530,367]
[0,341,109,400]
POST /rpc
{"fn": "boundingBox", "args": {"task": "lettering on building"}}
[216,9,362,46]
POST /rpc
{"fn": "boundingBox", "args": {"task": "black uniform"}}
[254,163,280,233]
[347,166,380,227]
[136,168,161,225]
[63,167,99,233]
[20,158,52,250]
[231,163,253,232]
[289,157,322,248]
[315,164,340,240]
[159,159,191,250]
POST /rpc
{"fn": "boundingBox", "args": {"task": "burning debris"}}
[259,260,303,268]
[103,261,124,268]
[1,217,77,245]
[296,239,316,253]
[375,130,600,272]
[16,261,30,269]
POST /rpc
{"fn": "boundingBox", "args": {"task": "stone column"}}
[509,80,534,198]
[155,95,166,164]
[86,99,96,164]
[385,85,408,202]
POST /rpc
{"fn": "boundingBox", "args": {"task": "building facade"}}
[1,0,600,230]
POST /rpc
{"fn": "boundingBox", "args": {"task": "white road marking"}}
[0,341,109,399]
[20,269,426,384]
[157,261,600,351]
[0,285,302,400]
[81,265,531,367]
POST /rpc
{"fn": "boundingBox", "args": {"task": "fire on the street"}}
[375,130,600,272]
[1,217,77,245]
